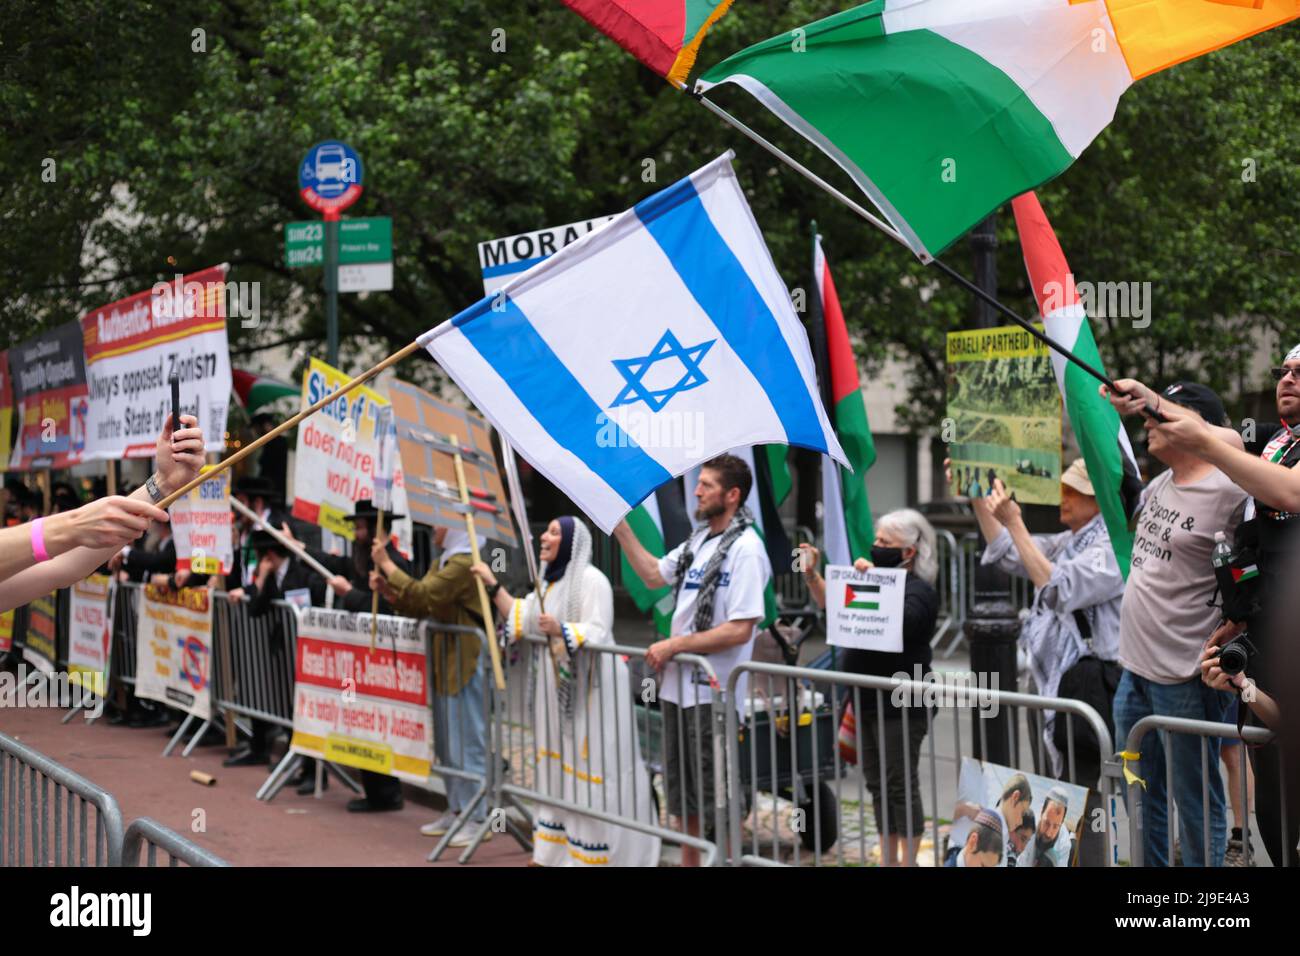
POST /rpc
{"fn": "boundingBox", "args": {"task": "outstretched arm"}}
[0,414,204,613]
[613,519,668,589]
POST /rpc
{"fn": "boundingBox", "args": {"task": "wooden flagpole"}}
[157,340,424,510]
[370,508,384,651]
[451,433,506,691]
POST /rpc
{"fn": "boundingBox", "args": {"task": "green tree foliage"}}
[1,1,1295,427]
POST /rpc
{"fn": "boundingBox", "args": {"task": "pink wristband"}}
[30,516,51,563]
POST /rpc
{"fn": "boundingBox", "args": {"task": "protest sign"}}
[289,607,432,783]
[388,379,515,547]
[9,321,89,470]
[22,593,58,674]
[946,324,1062,505]
[80,265,231,460]
[136,585,213,720]
[67,574,112,697]
[0,350,12,467]
[291,357,411,554]
[824,565,906,653]
[171,465,234,575]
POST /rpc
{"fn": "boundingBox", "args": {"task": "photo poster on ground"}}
[945,323,1062,505]
[171,465,234,575]
[79,265,231,461]
[67,573,112,697]
[952,756,1089,868]
[22,592,58,674]
[135,584,213,721]
[388,378,517,548]
[290,607,433,783]
[824,565,906,652]
[290,357,412,557]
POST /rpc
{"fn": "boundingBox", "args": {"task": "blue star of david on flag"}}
[609,330,716,413]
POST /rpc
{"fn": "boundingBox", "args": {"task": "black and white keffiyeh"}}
[674,505,756,633]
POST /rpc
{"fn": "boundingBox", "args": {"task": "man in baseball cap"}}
[1102,375,1249,866]
[1112,348,1300,867]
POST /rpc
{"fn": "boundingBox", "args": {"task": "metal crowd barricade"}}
[723,661,1116,867]
[495,635,723,866]
[1122,715,1282,867]
[0,731,125,866]
[122,817,230,867]
[209,590,300,772]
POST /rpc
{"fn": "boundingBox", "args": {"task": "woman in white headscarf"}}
[473,516,660,867]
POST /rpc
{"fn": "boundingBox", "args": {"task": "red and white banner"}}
[80,266,231,460]
[67,574,112,697]
[289,607,431,782]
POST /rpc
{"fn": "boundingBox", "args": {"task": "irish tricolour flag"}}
[1012,191,1142,578]
[699,0,1298,260]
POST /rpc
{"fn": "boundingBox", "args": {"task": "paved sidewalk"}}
[1,704,530,867]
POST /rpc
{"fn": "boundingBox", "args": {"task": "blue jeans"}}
[433,652,489,822]
[1113,669,1232,866]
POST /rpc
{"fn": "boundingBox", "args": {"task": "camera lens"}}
[1218,640,1249,677]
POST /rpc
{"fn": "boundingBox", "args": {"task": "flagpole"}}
[229,496,335,582]
[157,340,424,509]
[692,90,1167,424]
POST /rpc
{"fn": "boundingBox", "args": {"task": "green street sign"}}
[285,221,325,267]
[284,217,392,268]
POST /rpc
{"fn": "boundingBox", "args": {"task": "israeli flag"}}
[421,152,848,533]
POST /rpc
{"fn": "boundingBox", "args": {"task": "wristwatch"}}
[144,472,166,503]
[486,582,501,599]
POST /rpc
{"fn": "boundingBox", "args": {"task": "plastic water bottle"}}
[1211,530,1235,600]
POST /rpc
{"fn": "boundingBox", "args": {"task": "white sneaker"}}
[447,823,493,848]
[420,812,459,837]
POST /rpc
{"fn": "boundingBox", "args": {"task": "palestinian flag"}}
[1012,191,1142,578]
[562,0,736,85]
[813,233,875,566]
[232,368,297,412]
[844,582,880,611]
[698,0,1298,260]
[684,444,790,629]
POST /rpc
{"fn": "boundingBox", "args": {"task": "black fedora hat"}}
[249,529,290,555]
[344,498,405,524]
[235,475,284,504]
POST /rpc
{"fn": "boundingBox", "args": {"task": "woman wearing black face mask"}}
[800,508,939,866]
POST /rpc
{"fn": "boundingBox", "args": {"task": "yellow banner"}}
[946,324,1049,363]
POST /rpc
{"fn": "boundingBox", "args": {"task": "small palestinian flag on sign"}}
[844,582,880,611]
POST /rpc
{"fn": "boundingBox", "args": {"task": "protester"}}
[1108,354,1300,868]
[946,809,1004,868]
[1101,381,1247,867]
[280,499,413,798]
[0,414,203,613]
[799,508,939,867]
[614,453,770,867]
[226,476,290,603]
[472,516,660,867]
[1016,787,1074,868]
[950,773,1031,867]
[370,525,491,836]
[289,499,411,613]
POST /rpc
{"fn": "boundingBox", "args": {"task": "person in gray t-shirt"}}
[1104,381,1247,867]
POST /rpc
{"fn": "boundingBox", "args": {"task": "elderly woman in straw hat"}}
[964,456,1123,864]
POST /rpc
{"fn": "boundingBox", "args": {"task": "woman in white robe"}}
[473,516,660,867]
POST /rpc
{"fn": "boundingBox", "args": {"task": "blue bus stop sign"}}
[299,140,364,217]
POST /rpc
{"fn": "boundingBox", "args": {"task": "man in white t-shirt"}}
[615,453,770,867]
